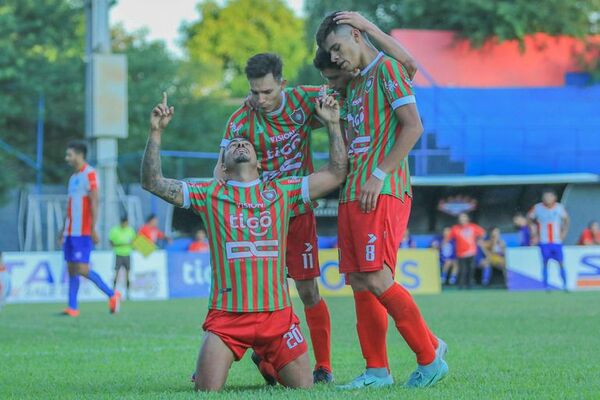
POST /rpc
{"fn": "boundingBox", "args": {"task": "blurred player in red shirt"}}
[188,229,209,252]
[578,221,600,245]
[138,214,166,244]
[449,213,486,290]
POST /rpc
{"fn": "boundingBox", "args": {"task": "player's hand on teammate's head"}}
[150,92,175,131]
[315,88,340,124]
[333,11,375,33]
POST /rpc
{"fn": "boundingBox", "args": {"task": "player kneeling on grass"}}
[141,92,347,391]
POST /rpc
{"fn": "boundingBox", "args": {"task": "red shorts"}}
[202,307,308,371]
[338,195,412,275]
[286,210,320,280]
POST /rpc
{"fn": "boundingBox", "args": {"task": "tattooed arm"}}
[307,95,348,200]
[141,92,185,207]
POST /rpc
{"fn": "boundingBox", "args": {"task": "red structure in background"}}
[391,30,600,87]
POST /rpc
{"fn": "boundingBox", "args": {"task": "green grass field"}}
[1,291,599,399]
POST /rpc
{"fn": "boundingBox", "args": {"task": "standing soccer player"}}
[141,92,346,391]
[61,141,121,316]
[213,53,334,383]
[317,12,448,389]
[312,11,422,376]
[528,189,570,291]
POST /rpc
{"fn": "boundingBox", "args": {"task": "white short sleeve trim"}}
[301,176,311,204]
[181,181,191,209]
[220,138,231,148]
[391,95,416,110]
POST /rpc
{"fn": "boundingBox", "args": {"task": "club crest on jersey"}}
[260,189,277,203]
[291,108,306,125]
[385,79,400,93]
[230,121,241,134]
[365,77,374,91]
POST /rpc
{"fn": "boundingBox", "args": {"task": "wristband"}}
[372,167,387,181]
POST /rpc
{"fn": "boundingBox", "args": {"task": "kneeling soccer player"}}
[141,92,346,391]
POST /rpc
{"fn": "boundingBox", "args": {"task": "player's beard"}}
[234,154,251,163]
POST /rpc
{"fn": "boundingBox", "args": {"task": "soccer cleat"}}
[62,308,80,317]
[109,290,121,314]
[190,372,196,383]
[436,337,448,361]
[404,355,449,388]
[337,371,394,390]
[313,366,334,384]
[251,352,277,386]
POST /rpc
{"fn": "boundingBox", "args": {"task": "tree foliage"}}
[183,0,309,96]
[305,0,600,47]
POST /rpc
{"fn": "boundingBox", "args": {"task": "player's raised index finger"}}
[162,91,168,106]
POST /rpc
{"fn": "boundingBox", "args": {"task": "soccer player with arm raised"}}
[316,12,448,389]
[141,92,346,392]
[212,53,336,383]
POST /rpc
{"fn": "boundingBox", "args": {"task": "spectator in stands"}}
[0,252,9,309]
[513,212,533,246]
[109,216,137,299]
[400,228,416,249]
[480,227,507,287]
[578,221,600,245]
[138,214,168,245]
[450,213,486,289]
[188,229,210,253]
[431,227,458,285]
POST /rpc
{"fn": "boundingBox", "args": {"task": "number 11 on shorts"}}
[302,243,314,269]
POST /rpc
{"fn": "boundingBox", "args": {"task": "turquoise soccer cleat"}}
[436,337,448,361]
[404,355,449,388]
[337,371,394,390]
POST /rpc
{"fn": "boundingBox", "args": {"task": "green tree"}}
[183,0,309,96]
[0,0,86,200]
[305,0,600,47]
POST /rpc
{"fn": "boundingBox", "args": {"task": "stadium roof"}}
[391,30,600,87]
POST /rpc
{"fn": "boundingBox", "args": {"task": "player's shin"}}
[304,298,332,373]
[377,283,436,366]
[353,290,389,371]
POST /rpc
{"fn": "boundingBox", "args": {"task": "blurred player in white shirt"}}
[528,189,570,291]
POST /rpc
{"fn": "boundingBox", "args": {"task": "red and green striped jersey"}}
[182,177,312,312]
[341,52,414,203]
[221,86,324,181]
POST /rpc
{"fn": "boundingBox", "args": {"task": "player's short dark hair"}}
[146,213,157,223]
[245,53,283,81]
[67,140,87,158]
[120,215,128,224]
[542,187,557,196]
[315,11,343,48]
[313,47,338,71]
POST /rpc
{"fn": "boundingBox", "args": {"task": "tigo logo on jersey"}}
[230,211,273,237]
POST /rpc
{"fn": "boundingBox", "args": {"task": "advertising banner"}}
[506,246,600,291]
[4,251,168,303]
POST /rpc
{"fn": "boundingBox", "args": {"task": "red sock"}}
[304,298,332,372]
[378,283,436,365]
[354,290,389,370]
[427,326,439,350]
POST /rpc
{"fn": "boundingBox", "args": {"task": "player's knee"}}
[295,280,320,307]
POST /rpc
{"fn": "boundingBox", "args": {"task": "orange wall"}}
[391,29,599,87]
